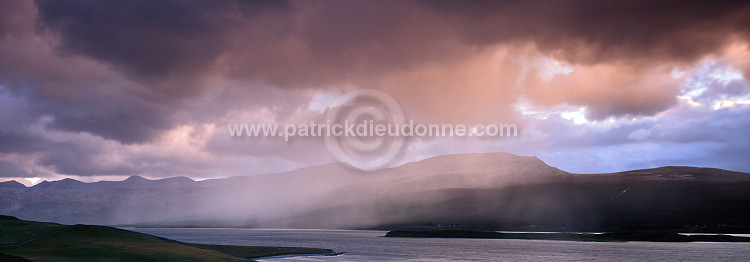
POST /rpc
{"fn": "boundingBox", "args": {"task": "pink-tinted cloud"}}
[0,0,749,180]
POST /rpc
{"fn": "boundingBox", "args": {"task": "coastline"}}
[384,230,750,243]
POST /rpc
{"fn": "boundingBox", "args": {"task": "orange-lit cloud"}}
[0,0,749,180]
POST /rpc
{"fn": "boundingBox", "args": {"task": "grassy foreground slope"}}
[0,215,332,262]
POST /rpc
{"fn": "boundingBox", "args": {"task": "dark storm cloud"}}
[34,0,750,86]
[418,0,750,64]
[33,0,459,88]
[29,0,750,123]
[0,0,749,179]
[0,131,44,154]
[34,0,292,81]
[0,159,28,178]
[0,0,171,144]
[50,108,172,144]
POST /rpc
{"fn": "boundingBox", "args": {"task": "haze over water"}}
[131,228,750,261]
[2,1,750,261]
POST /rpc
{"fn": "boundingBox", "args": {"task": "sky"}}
[1,0,750,185]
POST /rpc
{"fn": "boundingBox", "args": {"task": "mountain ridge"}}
[0,152,748,231]
[5,153,748,189]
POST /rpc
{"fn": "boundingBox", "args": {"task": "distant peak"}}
[0,180,26,189]
[124,175,149,182]
[415,152,544,165]
[157,176,194,182]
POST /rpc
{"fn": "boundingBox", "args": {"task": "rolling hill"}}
[1,153,749,232]
[0,215,332,262]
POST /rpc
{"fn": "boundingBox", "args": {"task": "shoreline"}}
[254,252,346,260]
[383,230,750,243]
[0,216,336,262]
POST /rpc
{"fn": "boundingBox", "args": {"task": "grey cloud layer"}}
[0,0,749,178]
[20,0,750,141]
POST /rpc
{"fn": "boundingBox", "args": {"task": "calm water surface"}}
[129,228,750,261]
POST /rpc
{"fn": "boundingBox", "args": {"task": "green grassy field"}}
[0,215,69,245]
[0,215,333,262]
